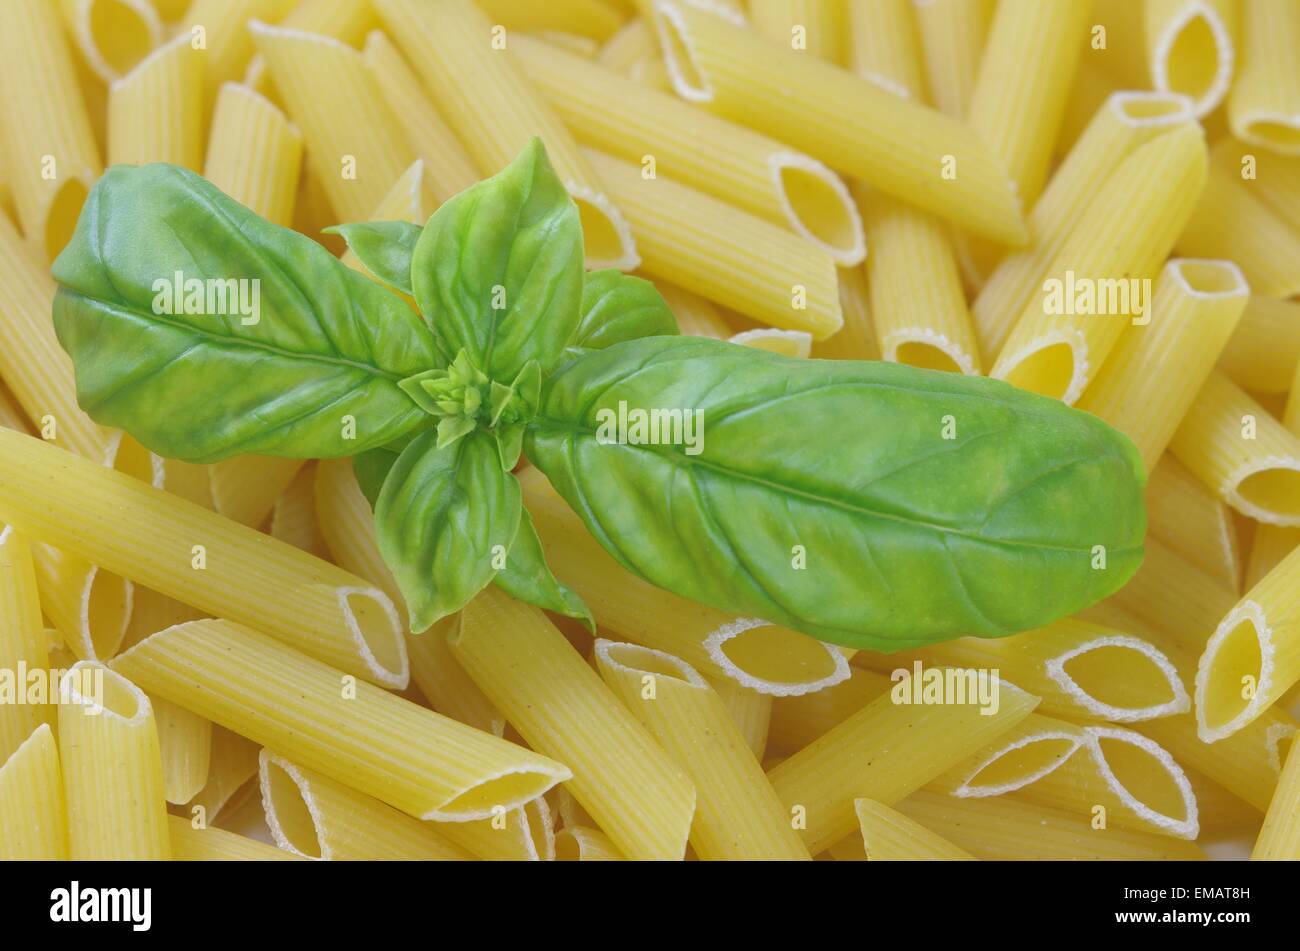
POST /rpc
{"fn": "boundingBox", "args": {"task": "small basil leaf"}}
[353,447,401,509]
[526,336,1147,652]
[411,137,583,379]
[374,429,522,632]
[493,505,594,630]
[569,269,679,352]
[51,164,439,463]
[323,221,421,296]
[495,422,525,471]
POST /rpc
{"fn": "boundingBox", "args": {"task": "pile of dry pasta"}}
[0,0,1298,863]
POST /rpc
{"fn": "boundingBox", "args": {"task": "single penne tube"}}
[854,798,976,860]
[511,34,864,265]
[1145,456,1245,593]
[31,542,132,663]
[1252,738,1300,859]
[450,589,696,861]
[154,695,212,805]
[1196,543,1300,742]
[477,0,627,41]
[768,667,889,755]
[186,726,260,823]
[1176,161,1300,298]
[814,264,879,361]
[555,825,626,861]
[584,148,842,338]
[748,0,845,64]
[845,0,927,100]
[1248,525,1300,590]
[362,30,479,205]
[167,813,303,861]
[1077,258,1249,472]
[1170,369,1300,526]
[1229,0,1300,155]
[1145,0,1237,118]
[910,0,992,117]
[111,619,570,821]
[653,279,734,338]
[106,32,204,171]
[433,796,552,862]
[250,22,416,225]
[518,466,851,695]
[60,0,161,82]
[0,428,408,687]
[259,750,473,860]
[893,789,1204,860]
[59,661,170,859]
[973,91,1197,360]
[278,0,377,42]
[0,723,68,859]
[929,713,1088,797]
[374,0,638,270]
[653,0,1024,246]
[767,669,1039,854]
[599,16,656,73]
[991,123,1208,404]
[0,528,53,761]
[1218,295,1300,396]
[707,675,773,759]
[857,185,979,373]
[203,82,304,227]
[270,463,328,558]
[312,458,503,735]
[181,0,298,106]
[594,640,810,860]
[0,722,67,857]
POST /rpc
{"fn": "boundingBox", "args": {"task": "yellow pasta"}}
[768,666,887,755]
[707,675,772,760]
[1057,60,1123,159]
[32,541,132,662]
[374,0,639,270]
[167,813,304,861]
[1170,369,1300,526]
[182,0,298,106]
[991,124,1208,404]
[599,16,656,74]
[854,798,976,861]
[911,0,992,118]
[204,82,304,227]
[59,661,170,859]
[845,0,927,100]
[974,91,1197,361]
[60,0,162,83]
[107,33,204,171]
[1146,0,1237,118]
[1146,456,1245,594]
[654,0,1024,246]
[433,797,553,861]
[584,148,841,337]
[259,750,473,860]
[555,825,625,861]
[186,725,261,823]
[594,640,809,860]
[154,695,211,805]
[0,528,52,762]
[767,671,1038,853]
[1078,258,1249,472]
[813,263,879,361]
[0,428,409,687]
[0,724,68,860]
[450,588,696,861]
[0,383,30,434]
[748,0,844,65]
[1218,294,1300,396]
[653,279,734,338]
[111,618,570,820]
[477,0,627,41]
[1229,0,1300,155]
[1252,737,1300,859]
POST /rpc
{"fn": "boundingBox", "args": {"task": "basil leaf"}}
[323,221,421,296]
[526,336,1146,652]
[375,429,522,631]
[569,269,679,352]
[493,506,594,630]
[411,137,583,379]
[353,447,400,509]
[51,164,440,463]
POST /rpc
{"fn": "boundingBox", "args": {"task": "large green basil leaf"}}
[410,137,583,379]
[375,429,521,631]
[525,336,1147,652]
[324,221,422,296]
[493,505,594,628]
[51,164,439,463]
[568,269,679,354]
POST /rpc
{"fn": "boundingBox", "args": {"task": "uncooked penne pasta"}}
[477,0,628,41]
[768,670,1038,853]
[59,661,171,859]
[111,618,570,820]
[1218,294,1300,396]
[0,383,30,433]
[434,797,553,861]
[911,0,992,118]
[708,675,772,760]
[0,724,67,860]
[259,750,472,860]
[1252,738,1300,859]
[654,0,1025,246]
[845,0,926,100]
[768,666,888,755]
[1229,0,1300,155]
[974,91,1197,361]
[204,82,303,227]
[279,0,376,44]
[60,0,162,83]
[748,0,845,65]
[595,640,809,860]
[0,528,52,762]
[599,16,656,73]
[374,0,639,270]
[991,123,1207,404]
[0,428,408,687]
[555,825,625,861]
[1077,258,1249,472]
[182,0,298,106]
[450,589,696,861]
[154,695,212,805]
[186,726,260,823]
[854,798,976,861]
[653,279,733,338]
[167,813,303,861]
[1146,456,1245,594]
[814,263,879,361]
[107,33,205,171]
[511,34,864,265]
[1145,0,1237,118]
[1211,138,1300,237]
[32,541,132,663]
[270,462,328,559]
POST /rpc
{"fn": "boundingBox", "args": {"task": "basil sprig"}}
[50,139,1147,650]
